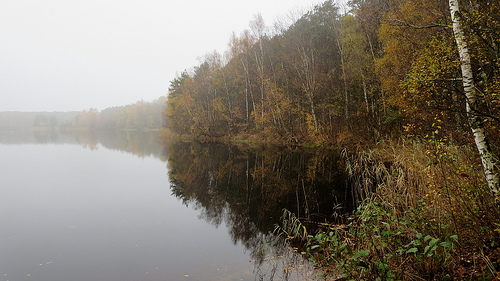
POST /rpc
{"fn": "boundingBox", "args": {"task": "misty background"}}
[0,0,344,112]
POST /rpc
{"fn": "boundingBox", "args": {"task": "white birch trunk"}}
[449,0,499,198]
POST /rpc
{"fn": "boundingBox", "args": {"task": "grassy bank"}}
[280,137,500,280]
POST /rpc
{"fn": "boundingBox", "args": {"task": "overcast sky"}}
[0,0,348,112]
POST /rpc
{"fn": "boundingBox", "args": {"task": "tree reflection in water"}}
[166,142,353,280]
[0,129,166,160]
[1,129,352,279]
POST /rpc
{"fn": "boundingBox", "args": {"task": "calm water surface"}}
[0,131,347,281]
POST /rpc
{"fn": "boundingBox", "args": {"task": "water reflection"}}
[0,129,166,160]
[0,129,351,280]
[166,142,353,272]
[1,130,258,281]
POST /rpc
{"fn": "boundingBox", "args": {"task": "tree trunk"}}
[449,0,499,198]
[362,74,370,115]
[336,37,349,120]
[241,58,250,123]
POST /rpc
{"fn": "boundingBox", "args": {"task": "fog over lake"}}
[0,131,331,281]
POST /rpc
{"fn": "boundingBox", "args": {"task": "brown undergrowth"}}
[279,137,500,280]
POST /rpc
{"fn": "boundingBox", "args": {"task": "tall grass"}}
[293,137,500,280]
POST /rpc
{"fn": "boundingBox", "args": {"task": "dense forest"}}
[164,0,500,279]
[165,0,499,147]
[0,97,166,131]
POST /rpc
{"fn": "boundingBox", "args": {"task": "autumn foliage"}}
[165,0,499,149]
[163,0,500,278]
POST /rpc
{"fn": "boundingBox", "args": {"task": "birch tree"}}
[449,0,499,198]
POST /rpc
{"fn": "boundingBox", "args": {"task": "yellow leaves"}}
[377,0,445,99]
[212,98,226,112]
[305,113,317,136]
[403,123,415,132]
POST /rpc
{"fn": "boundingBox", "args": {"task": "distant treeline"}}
[0,111,79,129]
[0,97,166,131]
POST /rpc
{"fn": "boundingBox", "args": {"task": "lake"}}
[0,130,351,281]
